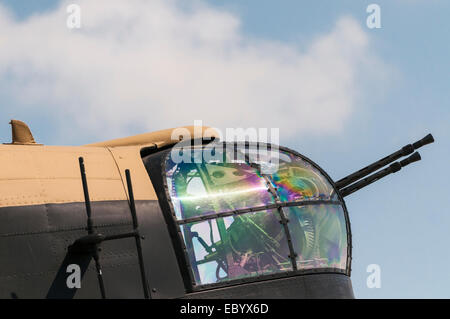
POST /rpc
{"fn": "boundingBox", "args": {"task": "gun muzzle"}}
[340,152,422,197]
[400,151,421,167]
[335,134,434,190]
[412,134,434,149]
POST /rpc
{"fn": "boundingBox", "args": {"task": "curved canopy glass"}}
[165,143,348,286]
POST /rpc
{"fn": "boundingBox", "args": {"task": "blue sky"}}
[0,0,448,298]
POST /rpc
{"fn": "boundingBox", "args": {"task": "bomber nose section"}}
[145,141,352,298]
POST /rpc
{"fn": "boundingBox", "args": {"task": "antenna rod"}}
[336,134,434,190]
[79,157,94,235]
[79,157,106,299]
[125,169,151,299]
[340,152,421,197]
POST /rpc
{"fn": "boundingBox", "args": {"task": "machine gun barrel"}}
[335,134,434,190]
[340,152,421,197]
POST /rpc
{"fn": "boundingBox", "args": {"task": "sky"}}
[0,0,448,298]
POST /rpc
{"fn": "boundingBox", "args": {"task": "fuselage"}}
[0,126,353,299]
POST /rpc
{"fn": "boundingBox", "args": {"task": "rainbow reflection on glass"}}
[165,144,348,286]
[268,151,337,202]
[166,147,274,220]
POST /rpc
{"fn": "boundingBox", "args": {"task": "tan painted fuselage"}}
[0,126,218,208]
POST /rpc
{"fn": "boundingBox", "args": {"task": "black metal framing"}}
[68,157,151,299]
[176,199,342,225]
[159,141,353,292]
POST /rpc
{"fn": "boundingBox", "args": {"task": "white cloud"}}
[0,0,387,142]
